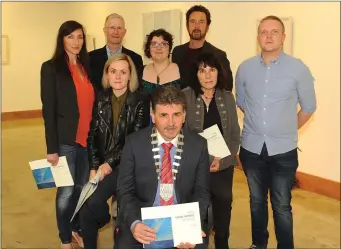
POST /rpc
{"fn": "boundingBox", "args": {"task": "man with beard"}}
[172,5,233,91]
[89,13,143,92]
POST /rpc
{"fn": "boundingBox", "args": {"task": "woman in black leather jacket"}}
[79,53,150,249]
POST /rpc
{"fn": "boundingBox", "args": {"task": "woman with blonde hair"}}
[79,53,150,249]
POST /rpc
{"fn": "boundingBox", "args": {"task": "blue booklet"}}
[31,167,56,189]
[143,217,174,249]
[29,156,74,189]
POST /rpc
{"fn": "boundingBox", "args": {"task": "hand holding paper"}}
[132,222,156,245]
[210,157,221,172]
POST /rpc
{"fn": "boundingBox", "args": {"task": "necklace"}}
[150,126,184,180]
[202,88,215,100]
[153,62,171,84]
[202,95,214,100]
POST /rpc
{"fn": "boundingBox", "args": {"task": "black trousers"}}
[79,168,119,249]
[114,221,208,249]
[209,167,234,249]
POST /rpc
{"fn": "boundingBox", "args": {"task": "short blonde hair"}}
[258,15,285,33]
[102,53,139,92]
[104,13,125,28]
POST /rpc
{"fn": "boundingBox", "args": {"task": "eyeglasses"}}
[150,41,169,48]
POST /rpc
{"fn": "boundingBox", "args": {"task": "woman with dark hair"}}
[182,53,240,249]
[40,20,94,249]
[138,28,181,95]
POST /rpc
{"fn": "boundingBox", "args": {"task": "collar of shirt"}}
[156,130,178,148]
[106,45,123,57]
[259,50,285,65]
[112,89,128,102]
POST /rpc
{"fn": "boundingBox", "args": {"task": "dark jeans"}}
[79,168,119,249]
[239,144,298,249]
[56,143,90,244]
[210,167,234,249]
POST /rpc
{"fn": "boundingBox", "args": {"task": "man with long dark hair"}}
[172,5,233,91]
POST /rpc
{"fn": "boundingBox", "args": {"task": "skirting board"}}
[236,155,340,200]
[2,109,42,121]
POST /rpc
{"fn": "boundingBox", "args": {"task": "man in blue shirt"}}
[115,86,210,249]
[236,15,317,249]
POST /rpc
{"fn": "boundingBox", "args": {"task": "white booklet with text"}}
[199,124,231,158]
[141,202,203,248]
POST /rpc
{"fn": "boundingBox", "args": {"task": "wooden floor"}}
[1,118,340,249]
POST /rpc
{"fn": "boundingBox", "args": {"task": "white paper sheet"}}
[199,124,231,158]
[141,202,203,248]
[29,156,74,188]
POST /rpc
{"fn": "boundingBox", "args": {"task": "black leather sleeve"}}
[87,100,101,170]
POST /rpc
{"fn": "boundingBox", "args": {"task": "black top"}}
[172,41,233,91]
[203,96,224,136]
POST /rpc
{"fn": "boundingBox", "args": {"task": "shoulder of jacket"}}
[123,47,141,57]
[182,86,192,93]
[173,43,189,51]
[42,59,53,67]
[89,46,105,56]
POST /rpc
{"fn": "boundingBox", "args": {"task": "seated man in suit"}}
[89,13,143,92]
[115,86,210,249]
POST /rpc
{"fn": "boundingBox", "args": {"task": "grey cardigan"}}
[182,87,241,171]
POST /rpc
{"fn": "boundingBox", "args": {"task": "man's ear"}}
[151,112,155,124]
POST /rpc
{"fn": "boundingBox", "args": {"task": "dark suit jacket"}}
[172,41,233,91]
[40,60,81,154]
[89,46,143,92]
[116,126,210,229]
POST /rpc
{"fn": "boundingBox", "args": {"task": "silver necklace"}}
[150,126,184,180]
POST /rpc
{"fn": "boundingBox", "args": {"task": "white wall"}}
[1,2,340,182]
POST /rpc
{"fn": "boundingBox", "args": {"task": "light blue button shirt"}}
[106,45,122,58]
[236,51,317,156]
